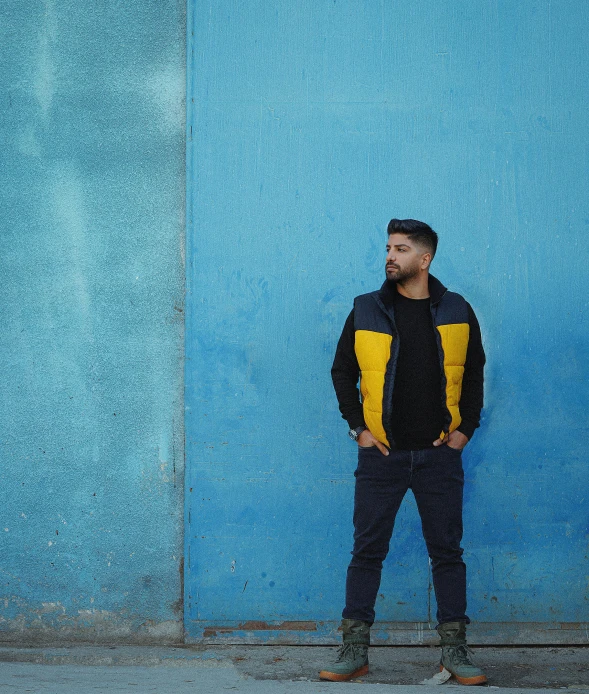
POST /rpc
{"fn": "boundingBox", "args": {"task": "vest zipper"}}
[430,298,452,436]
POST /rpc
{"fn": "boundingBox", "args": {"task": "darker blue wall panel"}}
[186,0,589,642]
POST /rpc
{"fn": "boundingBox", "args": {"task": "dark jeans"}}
[343,444,468,627]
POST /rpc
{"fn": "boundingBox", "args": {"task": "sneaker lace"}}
[335,643,365,663]
[449,643,476,666]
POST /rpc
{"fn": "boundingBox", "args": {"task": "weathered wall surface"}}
[186,1,589,643]
[0,1,185,643]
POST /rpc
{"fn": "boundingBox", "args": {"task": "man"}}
[320,219,486,685]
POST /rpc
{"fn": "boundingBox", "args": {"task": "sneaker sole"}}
[453,674,487,685]
[440,665,487,686]
[319,665,369,681]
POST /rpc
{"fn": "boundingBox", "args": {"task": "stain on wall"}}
[0,0,185,643]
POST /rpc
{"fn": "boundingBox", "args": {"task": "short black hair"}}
[387,218,438,258]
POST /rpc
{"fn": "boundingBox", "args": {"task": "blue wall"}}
[0,1,185,642]
[186,0,589,643]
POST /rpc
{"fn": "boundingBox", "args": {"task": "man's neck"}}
[396,272,430,299]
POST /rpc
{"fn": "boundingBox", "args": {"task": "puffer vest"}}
[353,277,470,447]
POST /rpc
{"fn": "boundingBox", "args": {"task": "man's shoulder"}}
[354,280,391,305]
[352,289,384,313]
[351,289,391,332]
[441,289,477,313]
[442,288,469,304]
[353,289,381,303]
[438,289,472,324]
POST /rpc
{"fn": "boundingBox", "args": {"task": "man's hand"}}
[357,429,389,456]
[433,430,469,450]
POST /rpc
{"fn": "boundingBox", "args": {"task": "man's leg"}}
[411,445,467,624]
[412,445,486,685]
[320,446,411,682]
[344,446,411,624]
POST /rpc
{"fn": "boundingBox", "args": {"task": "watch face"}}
[348,429,358,441]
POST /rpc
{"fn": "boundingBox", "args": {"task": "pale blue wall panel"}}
[0,1,185,641]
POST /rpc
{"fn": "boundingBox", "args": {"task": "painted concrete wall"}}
[0,1,185,642]
[186,1,589,643]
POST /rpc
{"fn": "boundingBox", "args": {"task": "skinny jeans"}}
[343,444,469,627]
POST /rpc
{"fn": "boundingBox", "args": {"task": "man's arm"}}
[331,309,365,431]
[456,302,486,440]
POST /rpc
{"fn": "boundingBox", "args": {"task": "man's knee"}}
[430,550,465,571]
[349,548,387,570]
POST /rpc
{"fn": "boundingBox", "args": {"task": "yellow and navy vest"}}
[353,276,470,447]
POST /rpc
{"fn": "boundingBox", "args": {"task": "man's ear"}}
[421,253,432,270]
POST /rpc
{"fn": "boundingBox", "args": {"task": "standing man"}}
[320,219,486,685]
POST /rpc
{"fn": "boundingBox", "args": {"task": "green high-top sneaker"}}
[437,621,487,685]
[319,619,370,681]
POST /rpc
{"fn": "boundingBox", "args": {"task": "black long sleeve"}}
[331,310,365,430]
[456,303,486,440]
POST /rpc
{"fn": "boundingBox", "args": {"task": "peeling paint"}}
[202,621,318,638]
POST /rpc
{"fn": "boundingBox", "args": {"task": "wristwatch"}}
[348,426,367,441]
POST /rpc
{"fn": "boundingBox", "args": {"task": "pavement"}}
[0,645,588,694]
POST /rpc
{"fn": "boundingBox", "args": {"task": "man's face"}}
[385,233,428,282]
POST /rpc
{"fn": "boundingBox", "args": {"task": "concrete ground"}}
[0,645,588,693]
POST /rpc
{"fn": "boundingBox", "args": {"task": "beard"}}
[385,260,421,283]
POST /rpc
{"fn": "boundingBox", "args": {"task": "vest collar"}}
[378,274,448,306]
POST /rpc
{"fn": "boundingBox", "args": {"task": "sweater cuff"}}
[347,416,366,431]
[457,421,477,440]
